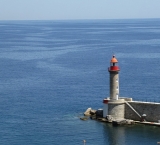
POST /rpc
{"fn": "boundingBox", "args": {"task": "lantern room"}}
[108,55,120,72]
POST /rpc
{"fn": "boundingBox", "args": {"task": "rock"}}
[101,118,108,122]
[80,117,89,121]
[97,118,108,122]
[90,109,96,115]
[106,115,114,122]
[112,119,135,126]
[126,119,135,125]
[112,119,126,126]
[84,108,92,116]
[90,115,96,120]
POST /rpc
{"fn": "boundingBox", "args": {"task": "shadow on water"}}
[103,123,160,145]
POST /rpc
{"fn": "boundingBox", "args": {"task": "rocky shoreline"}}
[80,108,135,126]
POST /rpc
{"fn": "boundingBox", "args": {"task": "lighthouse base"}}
[108,99,125,119]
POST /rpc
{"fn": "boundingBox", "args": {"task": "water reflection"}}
[103,124,125,145]
[103,123,160,145]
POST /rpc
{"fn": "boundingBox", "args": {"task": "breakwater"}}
[126,101,160,122]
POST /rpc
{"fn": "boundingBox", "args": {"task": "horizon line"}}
[0,17,160,21]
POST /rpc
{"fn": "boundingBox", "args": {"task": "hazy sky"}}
[0,0,160,20]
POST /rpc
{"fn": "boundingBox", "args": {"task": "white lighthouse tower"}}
[108,55,120,100]
[103,55,125,119]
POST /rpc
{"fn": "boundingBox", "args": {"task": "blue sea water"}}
[0,19,160,145]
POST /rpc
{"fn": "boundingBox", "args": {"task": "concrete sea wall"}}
[125,101,160,122]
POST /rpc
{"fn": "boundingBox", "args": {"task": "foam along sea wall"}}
[125,101,160,122]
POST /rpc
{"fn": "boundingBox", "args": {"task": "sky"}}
[0,0,160,20]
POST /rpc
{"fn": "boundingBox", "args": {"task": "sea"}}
[0,19,160,145]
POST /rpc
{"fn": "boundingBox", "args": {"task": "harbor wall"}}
[125,101,160,122]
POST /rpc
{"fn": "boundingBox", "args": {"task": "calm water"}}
[0,19,160,145]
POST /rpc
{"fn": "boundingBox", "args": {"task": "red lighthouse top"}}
[108,55,120,72]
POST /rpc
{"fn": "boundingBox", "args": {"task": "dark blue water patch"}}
[1,19,160,50]
[0,58,41,79]
[53,48,109,70]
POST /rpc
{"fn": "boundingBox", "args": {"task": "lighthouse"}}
[103,55,125,119]
[108,55,120,100]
